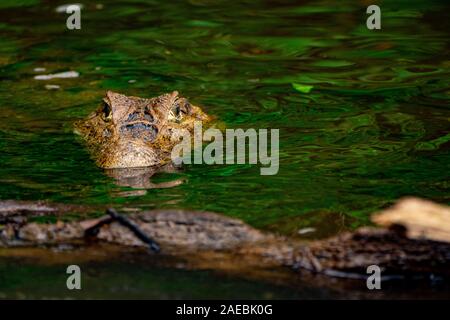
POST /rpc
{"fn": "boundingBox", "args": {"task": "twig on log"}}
[84,208,160,253]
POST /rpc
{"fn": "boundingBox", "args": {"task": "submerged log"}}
[1,197,449,280]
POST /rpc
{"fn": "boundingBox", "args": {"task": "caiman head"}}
[74,91,211,168]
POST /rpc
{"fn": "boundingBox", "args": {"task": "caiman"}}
[73,91,211,189]
[74,90,211,169]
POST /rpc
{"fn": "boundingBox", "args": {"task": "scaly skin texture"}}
[74,91,211,168]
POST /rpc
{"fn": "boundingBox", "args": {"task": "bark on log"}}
[372,197,450,243]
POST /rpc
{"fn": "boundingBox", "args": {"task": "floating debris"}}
[34,71,79,80]
[45,84,61,90]
[298,227,316,235]
[292,83,314,93]
[33,67,46,72]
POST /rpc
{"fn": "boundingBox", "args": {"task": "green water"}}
[0,0,449,298]
[0,0,449,232]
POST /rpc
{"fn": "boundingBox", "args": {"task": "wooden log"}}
[372,197,450,243]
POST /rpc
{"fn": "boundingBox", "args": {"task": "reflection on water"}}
[0,0,448,236]
[105,164,185,196]
[2,246,449,299]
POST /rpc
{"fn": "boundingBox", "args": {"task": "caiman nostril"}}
[121,123,158,142]
[126,112,140,122]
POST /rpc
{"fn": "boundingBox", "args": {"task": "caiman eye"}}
[169,100,191,122]
[169,103,182,122]
[180,101,192,115]
[102,102,112,120]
